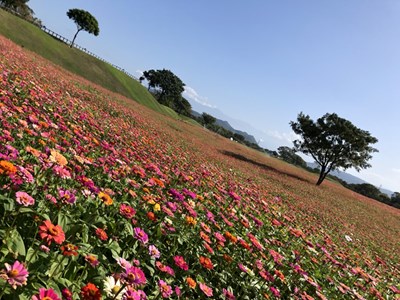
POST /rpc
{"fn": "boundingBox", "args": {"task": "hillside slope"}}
[0,8,178,118]
[1,35,399,299]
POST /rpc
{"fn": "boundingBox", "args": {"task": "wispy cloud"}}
[265,130,298,144]
[392,168,400,173]
[183,86,216,108]
[135,70,144,77]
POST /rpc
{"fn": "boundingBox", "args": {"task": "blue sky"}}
[28,0,400,192]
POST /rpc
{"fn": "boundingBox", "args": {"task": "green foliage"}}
[66,8,99,47]
[290,112,378,185]
[277,146,307,168]
[0,0,32,16]
[201,113,216,126]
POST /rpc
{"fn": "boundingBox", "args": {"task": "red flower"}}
[80,283,101,300]
[39,220,65,245]
[95,228,108,241]
[173,256,189,271]
[61,243,78,256]
[199,256,214,270]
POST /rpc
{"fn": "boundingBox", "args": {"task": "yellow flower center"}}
[8,269,19,278]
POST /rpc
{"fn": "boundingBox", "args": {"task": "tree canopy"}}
[1,0,33,18]
[66,8,99,47]
[277,146,307,168]
[142,69,185,107]
[290,112,378,185]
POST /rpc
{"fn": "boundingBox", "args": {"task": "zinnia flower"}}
[122,288,147,300]
[199,256,213,270]
[158,280,173,298]
[98,191,113,205]
[39,220,65,245]
[122,266,146,286]
[61,243,78,256]
[173,256,189,271]
[62,288,73,300]
[0,260,29,289]
[103,276,126,300]
[95,228,108,241]
[0,160,17,175]
[80,283,101,300]
[133,227,148,244]
[15,191,35,206]
[32,288,61,300]
[199,282,213,297]
[186,277,196,289]
[148,245,161,259]
[85,255,99,267]
[49,149,68,166]
[120,203,136,219]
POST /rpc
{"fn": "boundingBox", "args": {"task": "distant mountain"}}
[192,110,258,144]
[306,162,393,196]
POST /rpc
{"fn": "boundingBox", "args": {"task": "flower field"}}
[0,35,399,299]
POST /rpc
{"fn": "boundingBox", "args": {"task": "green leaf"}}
[58,213,70,232]
[0,194,15,212]
[26,247,38,264]
[6,228,26,256]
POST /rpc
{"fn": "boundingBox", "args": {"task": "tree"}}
[201,113,216,126]
[290,112,378,185]
[142,69,185,106]
[277,146,307,168]
[1,0,33,18]
[66,8,99,48]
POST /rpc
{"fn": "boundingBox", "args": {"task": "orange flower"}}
[98,192,113,206]
[200,231,211,244]
[81,283,101,300]
[199,256,214,270]
[0,160,17,175]
[223,254,233,263]
[186,277,196,289]
[147,212,157,221]
[49,149,68,166]
[224,231,237,243]
[186,216,197,226]
[274,269,285,282]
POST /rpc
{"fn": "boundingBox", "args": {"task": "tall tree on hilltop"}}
[142,69,185,107]
[290,112,378,186]
[66,8,99,48]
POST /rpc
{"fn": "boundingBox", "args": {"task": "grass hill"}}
[0,8,178,118]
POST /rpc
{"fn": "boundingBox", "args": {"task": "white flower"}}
[344,235,353,242]
[103,276,126,300]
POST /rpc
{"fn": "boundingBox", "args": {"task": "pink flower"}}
[0,260,29,289]
[116,257,132,270]
[158,280,173,298]
[122,288,147,300]
[199,282,213,297]
[122,266,147,286]
[15,191,35,206]
[173,255,189,271]
[85,255,99,267]
[134,227,149,244]
[270,286,281,297]
[32,288,61,300]
[148,245,161,259]
[120,203,136,219]
[223,288,236,300]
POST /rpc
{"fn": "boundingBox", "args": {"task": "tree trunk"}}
[70,29,81,48]
[316,166,326,186]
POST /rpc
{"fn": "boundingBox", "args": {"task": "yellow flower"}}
[98,192,113,206]
[153,203,161,212]
[186,216,197,226]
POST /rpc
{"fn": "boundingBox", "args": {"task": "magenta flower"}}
[158,280,173,298]
[148,245,161,259]
[173,255,189,271]
[223,288,236,300]
[122,288,147,300]
[58,188,76,204]
[122,266,147,286]
[15,191,35,206]
[32,288,61,300]
[0,260,29,289]
[134,227,149,244]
